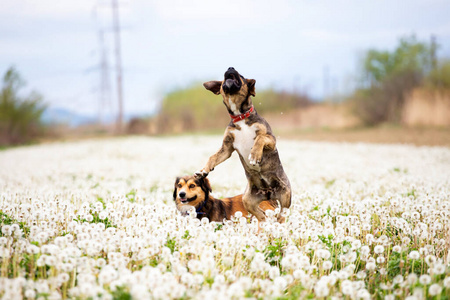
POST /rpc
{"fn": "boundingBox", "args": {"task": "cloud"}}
[0,0,93,18]
[299,29,410,46]
[150,0,293,25]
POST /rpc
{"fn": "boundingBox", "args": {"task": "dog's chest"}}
[232,121,256,164]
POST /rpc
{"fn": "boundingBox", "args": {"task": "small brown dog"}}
[173,175,276,222]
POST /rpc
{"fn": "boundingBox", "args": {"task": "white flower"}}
[360,246,370,256]
[392,245,402,253]
[99,266,118,284]
[334,227,344,236]
[443,277,450,288]
[356,270,366,279]
[362,223,371,231]
[234,211,243,218]
[402,237,411,245]
[315,282,329,297]
[58,273,70,283]
[352,240,361,250]
[366,262,376,271]
[356,288,370,300]
[393,275,404,284]
[428,283,442,296]
[85,214,94,222]
[268,266,280,280]
[407,273,418,284]
[293,269,305,280]
[432,263,445,275]
[98,211,108,220]
[24,289,36,299]
[374,245,384,254]
[1,225,11,236]
[341,280,353,295]
[323,261,333,270]
[273,277,287,291]
[317,249,331,260]
[419,274,431,285]
[408,250,420,260]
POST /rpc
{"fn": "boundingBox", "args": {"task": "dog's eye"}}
[177,184,182,188]
[189,184,195,189]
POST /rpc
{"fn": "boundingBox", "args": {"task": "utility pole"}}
[112,0,124,133]
[97,29,112,124]
[323,65,330,101]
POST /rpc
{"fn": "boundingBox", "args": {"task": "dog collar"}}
[230,106,254,123]
[196,201,206,216]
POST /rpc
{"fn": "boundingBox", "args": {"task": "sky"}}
[1,0,450,119]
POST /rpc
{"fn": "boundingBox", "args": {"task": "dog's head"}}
[203,67,256,116]
[173,175,212,215]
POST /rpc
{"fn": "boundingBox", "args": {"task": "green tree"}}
[354,35,434,125]
[363,35,432,85]
[0,67,47,146]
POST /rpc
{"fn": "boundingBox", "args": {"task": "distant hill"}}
[41,107,149,127]
[41,107,97,127]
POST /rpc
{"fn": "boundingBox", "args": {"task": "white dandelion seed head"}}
[374,245,384,254]
[408,250,420,260]
[428,283,442,296]
[419,274,432,285]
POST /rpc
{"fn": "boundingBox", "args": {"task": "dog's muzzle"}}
[223,67,242,94]
[179,194,197,204]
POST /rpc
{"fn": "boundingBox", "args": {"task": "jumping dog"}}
[195,67,291,223]
[173,175,276,222]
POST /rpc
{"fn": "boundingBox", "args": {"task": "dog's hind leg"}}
[276,187,291,223]
[242,188,266,226]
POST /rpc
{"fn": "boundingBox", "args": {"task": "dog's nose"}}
[228,67,235,71]
[179,191,186,198]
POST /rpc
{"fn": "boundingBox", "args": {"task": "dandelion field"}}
[0,136,449,299]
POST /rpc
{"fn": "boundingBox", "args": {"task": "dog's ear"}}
[196,176,212,199]
[203,81,222,95]
[247,79,256,97]
[173,177,180,200]
[202,177,212,193]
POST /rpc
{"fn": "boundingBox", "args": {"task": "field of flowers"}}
[0,135,449,299]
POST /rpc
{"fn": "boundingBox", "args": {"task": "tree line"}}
[2,35,450,145]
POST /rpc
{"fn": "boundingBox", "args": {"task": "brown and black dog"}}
[173,175,276,222]
[195,67,291,223]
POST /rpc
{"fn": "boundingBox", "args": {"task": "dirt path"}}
[277,127,450,147]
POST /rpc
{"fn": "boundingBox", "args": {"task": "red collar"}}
[230,106,254,123]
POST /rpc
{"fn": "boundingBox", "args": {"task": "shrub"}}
[152,83,311,134]
[427,59,450,89]
[0,67,47,146]
[353,70,421,125]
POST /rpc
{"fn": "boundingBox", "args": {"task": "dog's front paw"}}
[248,152,262,166]
[194,170,209,178]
